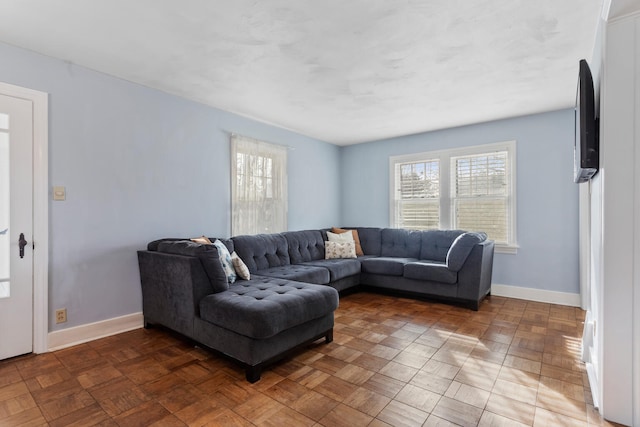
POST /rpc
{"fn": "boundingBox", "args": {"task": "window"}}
[231,134,287,236]
[397,159,440,230]
[391,141,517,252]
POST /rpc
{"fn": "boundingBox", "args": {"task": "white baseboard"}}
[491,283,581,307]
[48,312,144,351]
[585,361,600,409]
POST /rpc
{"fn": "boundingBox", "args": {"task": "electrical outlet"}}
[55,308,67,324]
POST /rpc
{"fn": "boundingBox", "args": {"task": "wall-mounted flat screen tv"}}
[574,59,599,183]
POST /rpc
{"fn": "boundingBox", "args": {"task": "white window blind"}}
[231,135,287,236]
[390,141,516,251]
[395,159,440,230]
[451,151,510,244]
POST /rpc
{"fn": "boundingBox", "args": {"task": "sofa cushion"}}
[404,261,458,284]
[283,230,325,263]
[446,232,487,272]
[199,277,339,339]
[420,230,464,262]
[380,228,422,258]
[156,240,229,293]
[351,227,382,256]
[232,234,290,272]
[303,258,361,282]
[255,265,331,285]
[360,257,418,276]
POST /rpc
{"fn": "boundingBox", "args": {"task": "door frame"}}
[0,81,48,354]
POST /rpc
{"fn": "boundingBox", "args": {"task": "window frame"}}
[389,141,518,254]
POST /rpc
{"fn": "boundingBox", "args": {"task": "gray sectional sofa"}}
[137,227,494,381]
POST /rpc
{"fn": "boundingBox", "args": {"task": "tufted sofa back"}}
[337,228,466,261]
[232,234,291,272]
[364,228,468,262]
[420,230,465,262]
[380,228,422,258]
[283,230,325,263]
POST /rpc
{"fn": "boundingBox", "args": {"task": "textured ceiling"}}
[608,0,640,18]
[0,0,604,145]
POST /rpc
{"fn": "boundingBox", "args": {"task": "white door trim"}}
[0,81,48,354]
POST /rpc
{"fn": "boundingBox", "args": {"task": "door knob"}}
[18,233,27,259]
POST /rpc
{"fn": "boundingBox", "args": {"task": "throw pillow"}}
[190,235,212,245]
[213,239,237,283]
[327,230,354,243]
[325,241,357,259]
[231,251,251,280]
[331,227,364,256]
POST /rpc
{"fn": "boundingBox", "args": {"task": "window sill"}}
[495,244,519,255]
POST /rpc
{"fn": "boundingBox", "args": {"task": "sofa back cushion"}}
[156,240,229,293]
[283,230,325,263]
[232,233,291,272]
[347,227,382,256]
[420,230,465,262]
[446,232,487,271]
[380,228,422,258]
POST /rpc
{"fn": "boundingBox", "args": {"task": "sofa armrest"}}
[156,240,229,292]
[446,232,487,272]
[455,240,495,306]
[137,250,213,337]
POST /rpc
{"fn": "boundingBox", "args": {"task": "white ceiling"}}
[0,0,605,145]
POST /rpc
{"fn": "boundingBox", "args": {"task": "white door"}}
[0,94,34,360]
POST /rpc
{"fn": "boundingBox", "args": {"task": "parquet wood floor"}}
[0,292,626,426]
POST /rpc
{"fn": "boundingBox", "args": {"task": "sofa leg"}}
[143,319,153,329]
[246,365,262,383]
[325,329,333,344]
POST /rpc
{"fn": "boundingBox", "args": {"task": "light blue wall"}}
[0,42,342,331]
[1,39,580,333]
[340,110,579,294]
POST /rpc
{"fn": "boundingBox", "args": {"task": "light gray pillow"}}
[231,251,250,280]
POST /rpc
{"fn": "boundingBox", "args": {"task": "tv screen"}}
[574,59,599,183]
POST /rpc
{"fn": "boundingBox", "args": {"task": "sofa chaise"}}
[137,227,494,381]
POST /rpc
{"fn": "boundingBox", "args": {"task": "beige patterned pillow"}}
[325,241,356,259]
[231,251,251,280]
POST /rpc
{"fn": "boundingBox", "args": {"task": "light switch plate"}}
[53,186,66,201]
